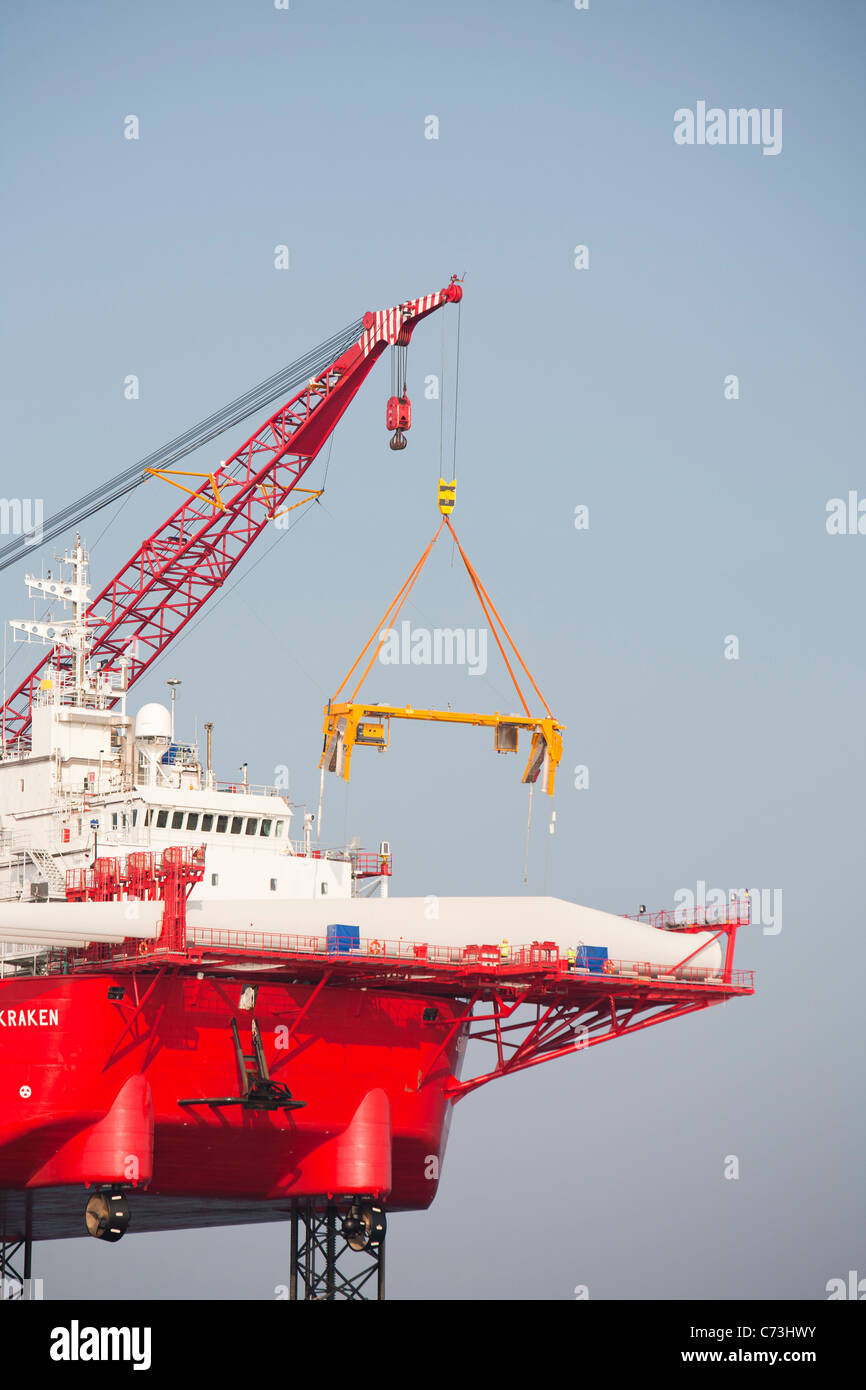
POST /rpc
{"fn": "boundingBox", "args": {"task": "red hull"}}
[0,972,463,1239]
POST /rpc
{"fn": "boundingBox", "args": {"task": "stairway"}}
[26,847,67,900]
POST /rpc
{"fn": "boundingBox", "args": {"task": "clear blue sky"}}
[1,0,864,1299]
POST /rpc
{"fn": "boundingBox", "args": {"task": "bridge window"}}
[171,811,184,830]
[269,878,277,892]
[216,815,228,833]
[186,812,199,831]
[156,810,169,829]
[231,816,243,835]
[260,819,272,837]
[274,821,285,837]
[245,818,258,836]
[201,813,214,832]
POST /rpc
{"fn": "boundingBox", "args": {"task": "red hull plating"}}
[0,972,463,1235]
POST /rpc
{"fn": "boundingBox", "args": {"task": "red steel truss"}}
[1,279,463,750]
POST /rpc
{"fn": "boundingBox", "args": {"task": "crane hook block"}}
[437,478,456,516]
[386,395,411,432]
[387,395,411,451]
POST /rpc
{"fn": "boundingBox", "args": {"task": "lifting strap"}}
[321,511,564,793]
[331,516,553,720]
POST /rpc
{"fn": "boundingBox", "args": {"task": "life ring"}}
[602,958,616,975]
[138,938,149,956]
[369,940,383,956]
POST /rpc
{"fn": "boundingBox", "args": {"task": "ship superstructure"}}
[0,541,385,916]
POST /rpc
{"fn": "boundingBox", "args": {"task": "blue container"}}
[327,922,360,954]
[576,944,608,974]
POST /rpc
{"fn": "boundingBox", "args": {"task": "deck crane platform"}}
[320,485,565,794]
[1,277,464,753]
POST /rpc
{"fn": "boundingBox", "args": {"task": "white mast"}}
[7,536,122,709]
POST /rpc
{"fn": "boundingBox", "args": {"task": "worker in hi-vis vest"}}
[566,946,576,970]
[500,938,510,962]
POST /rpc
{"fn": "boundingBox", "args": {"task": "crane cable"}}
[439,312,445,480]
[452,293,462,482]
[0,317,364,575]
[447,293,462,566]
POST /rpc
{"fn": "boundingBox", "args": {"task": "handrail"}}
[623,897,751,931]
[34,929,754,995]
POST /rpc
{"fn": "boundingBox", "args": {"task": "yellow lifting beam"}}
[321,702,564,796]
[318,480,565,796]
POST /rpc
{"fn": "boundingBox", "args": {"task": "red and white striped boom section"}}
[1,278,463,750]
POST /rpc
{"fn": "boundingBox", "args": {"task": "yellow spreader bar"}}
[320,702,565,796]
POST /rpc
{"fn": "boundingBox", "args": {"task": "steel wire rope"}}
[0,318,364,574]
[0,485,141,688]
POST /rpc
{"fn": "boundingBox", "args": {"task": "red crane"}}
[1,277,463,751]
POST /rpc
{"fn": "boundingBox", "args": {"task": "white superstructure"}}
[0,541,384,912]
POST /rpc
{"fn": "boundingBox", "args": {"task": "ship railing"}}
[287,843,352,861]
[183,931,561,967]
[174,932,752,988]
[0,942,52,976]
[623,898,752,931]
[0,744,30,763]
[214,780,290,797]
[31,934,754,991]
[569,955,750,986]
[185,928,469,965]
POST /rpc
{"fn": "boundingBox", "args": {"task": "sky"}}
[1,0,864,1300]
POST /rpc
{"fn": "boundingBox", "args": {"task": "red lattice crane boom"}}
[1,278,463,750]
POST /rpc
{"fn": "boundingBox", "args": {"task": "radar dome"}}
[134,703,172,742]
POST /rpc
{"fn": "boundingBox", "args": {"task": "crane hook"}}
[389,430,408,451]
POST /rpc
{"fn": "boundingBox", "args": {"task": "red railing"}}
[351,851,392,878]
[624,897,751,931]
[66,848,204,902]
[38,926,756,1004]
[55,928,752,994]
